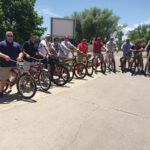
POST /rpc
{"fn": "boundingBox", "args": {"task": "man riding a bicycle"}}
[0,31,23,97]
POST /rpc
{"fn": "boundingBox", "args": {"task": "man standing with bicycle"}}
[130,41,145,73]
[92,37,108,69]
[0,31,23,97]
[22,33,44,71]
[120,38,132,67]
[60,36,78,59]
[38,34,53,57]
[106,37,119,72]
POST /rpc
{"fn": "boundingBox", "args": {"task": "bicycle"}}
[105,51,116,72]
[130,51,143,75]
[121,52,131,73]
[45,56,70,86]
[78,53,94,76]
[64,51,87,80]
[92,53,106,74]
[2,59,37,99]
[28,57,51,91]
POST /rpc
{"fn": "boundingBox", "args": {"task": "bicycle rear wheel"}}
[17,74,37,99]
[39,69,51,91]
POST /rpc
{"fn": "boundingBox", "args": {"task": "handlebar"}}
[10,59,18,63]
[30,57,45,62]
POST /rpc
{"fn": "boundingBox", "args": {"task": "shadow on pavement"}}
[0,92,37,104]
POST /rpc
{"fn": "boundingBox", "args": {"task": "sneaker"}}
[0,92,4,98]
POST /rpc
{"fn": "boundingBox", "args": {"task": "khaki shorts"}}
[0,67,15,80]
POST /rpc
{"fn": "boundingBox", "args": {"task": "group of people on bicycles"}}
[0,30,150,98]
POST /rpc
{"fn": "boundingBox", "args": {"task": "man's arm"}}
[0,52,11,61]
[17,52,23,61]
[37,51,45,58]
[115,45,119,53]
[43,45,51,56]
[144,43,150,51]
[22,49,30,59]
[130,47,136,52]
[51,46,59,56]
[102,45,108,51]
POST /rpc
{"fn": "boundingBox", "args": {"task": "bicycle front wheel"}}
[86,61,94,76]
[17,74,37,99]
[52,64,69,86]
[39,69,51,91]
[65,64,75,82]
[75,63,86,79]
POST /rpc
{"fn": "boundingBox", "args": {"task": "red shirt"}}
[77,43,87,55]
[93,41,104,53]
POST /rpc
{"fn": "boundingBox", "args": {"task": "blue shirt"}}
[60,41,73,57]
[121,42,132,57]
[0,40,21,67]
[51,43,62,57]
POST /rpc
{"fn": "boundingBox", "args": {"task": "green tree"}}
[127,25,150,46]
[66,7,121,44]
[0,0,46,44]
[114,24,127,50]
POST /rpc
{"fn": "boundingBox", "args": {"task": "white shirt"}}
[106,41,117,53]
[38,40,52,56]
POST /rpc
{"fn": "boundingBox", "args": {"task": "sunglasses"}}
[7,35,13,37]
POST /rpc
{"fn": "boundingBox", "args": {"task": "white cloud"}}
[133,20,150,28]
[120,20,150,33]
[35,7,61,17]
[123,27,134,32]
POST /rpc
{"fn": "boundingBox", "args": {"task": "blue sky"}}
[35,0,150,37]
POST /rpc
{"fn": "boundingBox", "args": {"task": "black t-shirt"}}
[23,40,38,62]
[131,45,142,55]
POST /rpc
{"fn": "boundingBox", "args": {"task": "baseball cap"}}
[46,34,51,37]
[97,37,101,40]
[64,36,69,39]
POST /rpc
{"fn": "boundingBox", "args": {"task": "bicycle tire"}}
[38,69,51,91]
[3,84,8,92]
[65,64,75,82]
[86,61,94,76]
[101,61,106,74]
[17,74,37,99]
[52,64,69,86]
[121,58,126,73]
[74,63,86,79]
[131,60,136,74]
